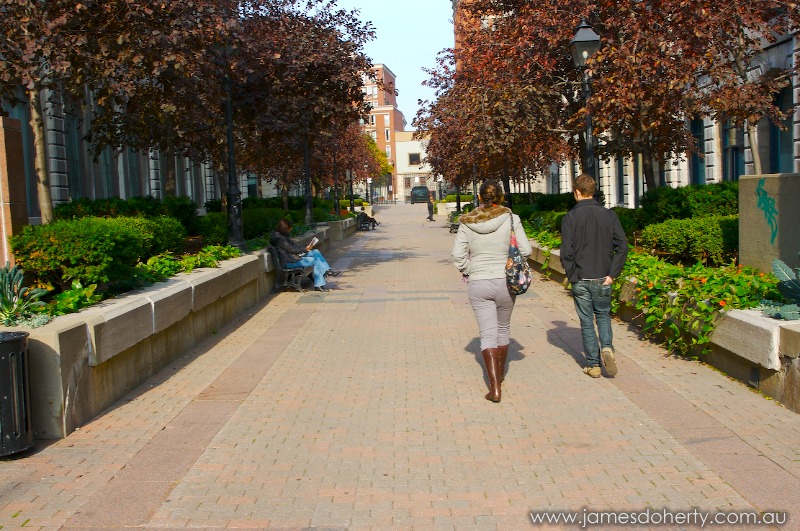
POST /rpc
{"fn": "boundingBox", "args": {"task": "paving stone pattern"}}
[2,203,799,530]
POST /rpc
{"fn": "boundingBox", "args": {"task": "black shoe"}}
[314,286,329,292]
[325,269,340,277]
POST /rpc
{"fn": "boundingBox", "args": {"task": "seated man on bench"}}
[357,206,379,230]
[270,219,339,292]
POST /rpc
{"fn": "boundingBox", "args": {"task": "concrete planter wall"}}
[324,218,357,241]
[0,228,333,440]
[526,238,800,413]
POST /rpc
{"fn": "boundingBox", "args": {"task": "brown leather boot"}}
[482,348,502,402]
[497,344,508,383]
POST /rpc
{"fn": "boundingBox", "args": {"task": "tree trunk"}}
[747,121,762,175]
[29,89,54,223]
[641,154,657,192]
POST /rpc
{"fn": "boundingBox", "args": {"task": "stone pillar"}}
[0,117,29,267]
[739,173,800,272]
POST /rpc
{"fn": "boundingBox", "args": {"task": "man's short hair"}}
[573,174,596,197]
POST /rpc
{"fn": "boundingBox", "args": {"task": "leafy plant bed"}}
[4,244,241,328]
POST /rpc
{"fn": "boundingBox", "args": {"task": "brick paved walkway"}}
[2,203,799,530]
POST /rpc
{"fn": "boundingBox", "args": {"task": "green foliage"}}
[772,258,800,302]
[48,281,102,316]
[53,195,200,236]
[527,211,568,233]
[614,253,779,356]
[639,215,738,266]
[136,245,240,280]
[761,302,800,320]
[513,204,535,220]
[444,193,474,203]
[204,199,223,213]
[639,181,739,225]
[534,192,577,212]
[242,208,287,239]
[196,213,229,245]
[0,263,48,326]
[11,217,149,291]
[163,196,199,235]
[612,207,647,239]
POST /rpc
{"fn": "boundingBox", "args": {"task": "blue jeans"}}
[571,280,613,367]
[285,249,331,288]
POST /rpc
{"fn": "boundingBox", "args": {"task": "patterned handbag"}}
[505,215,532,295]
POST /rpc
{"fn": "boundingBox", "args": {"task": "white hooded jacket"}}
[452,204,532,280]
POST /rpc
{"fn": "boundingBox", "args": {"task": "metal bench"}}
[267,245,313,293]
[449,211,461,233]
[357,212,375,231]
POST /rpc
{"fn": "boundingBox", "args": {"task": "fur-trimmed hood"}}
[458,204,513,235]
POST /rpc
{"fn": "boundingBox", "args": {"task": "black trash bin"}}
[0,331,34,457]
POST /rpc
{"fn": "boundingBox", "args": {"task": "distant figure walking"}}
[427,194,435,222]
[452,180,531,402]
[560,174,628,378]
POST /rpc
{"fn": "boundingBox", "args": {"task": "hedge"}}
[11,217,158,290]
[639,215,739,266]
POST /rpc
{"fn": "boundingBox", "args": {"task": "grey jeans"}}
[468,278,516,351]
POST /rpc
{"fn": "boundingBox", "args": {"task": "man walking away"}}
[427,194,435,222]
[560,174,628,378]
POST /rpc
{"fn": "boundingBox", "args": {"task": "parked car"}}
[410,186,430,204]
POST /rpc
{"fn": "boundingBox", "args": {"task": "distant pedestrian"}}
[427,194,435,222]
[560,174,628,378]
[452,180,531,402]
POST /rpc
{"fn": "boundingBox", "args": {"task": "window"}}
[369,130,377,140]
[385,129,390,142]
[769,87,794,173]
[723,121,745,181]
[689,118,706,185]
[409,153,421,165]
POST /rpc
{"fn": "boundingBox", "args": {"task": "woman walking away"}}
[452,180,531,402]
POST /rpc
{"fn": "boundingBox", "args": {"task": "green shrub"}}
[11,217,149,290]
[163,196,199,235]
[197,212,229,245]
[242,208,286,239]
[612,207,647,239]
[639,182,738,225]
[639,215,738,265]
[528,211,568,233]
[54,195,200,235]
[444,193,474,203]
[534,192,576,212]
[513,204,536,220]
[204,199,223,213]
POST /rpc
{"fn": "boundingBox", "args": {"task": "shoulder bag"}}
[505,215,532,295]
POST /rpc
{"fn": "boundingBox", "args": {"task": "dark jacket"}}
[560,199,628,284]
[270,230,305,266]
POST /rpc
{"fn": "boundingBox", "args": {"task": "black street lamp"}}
[224,70,243,248]
[332,146,339,216]
[570,19,601,184]
[348,169,355,211]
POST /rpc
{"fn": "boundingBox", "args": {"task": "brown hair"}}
[478,180,504,207]
[573,174,596,197]
[276,218,292,235]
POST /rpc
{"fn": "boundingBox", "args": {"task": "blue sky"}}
[333,0,455,129]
